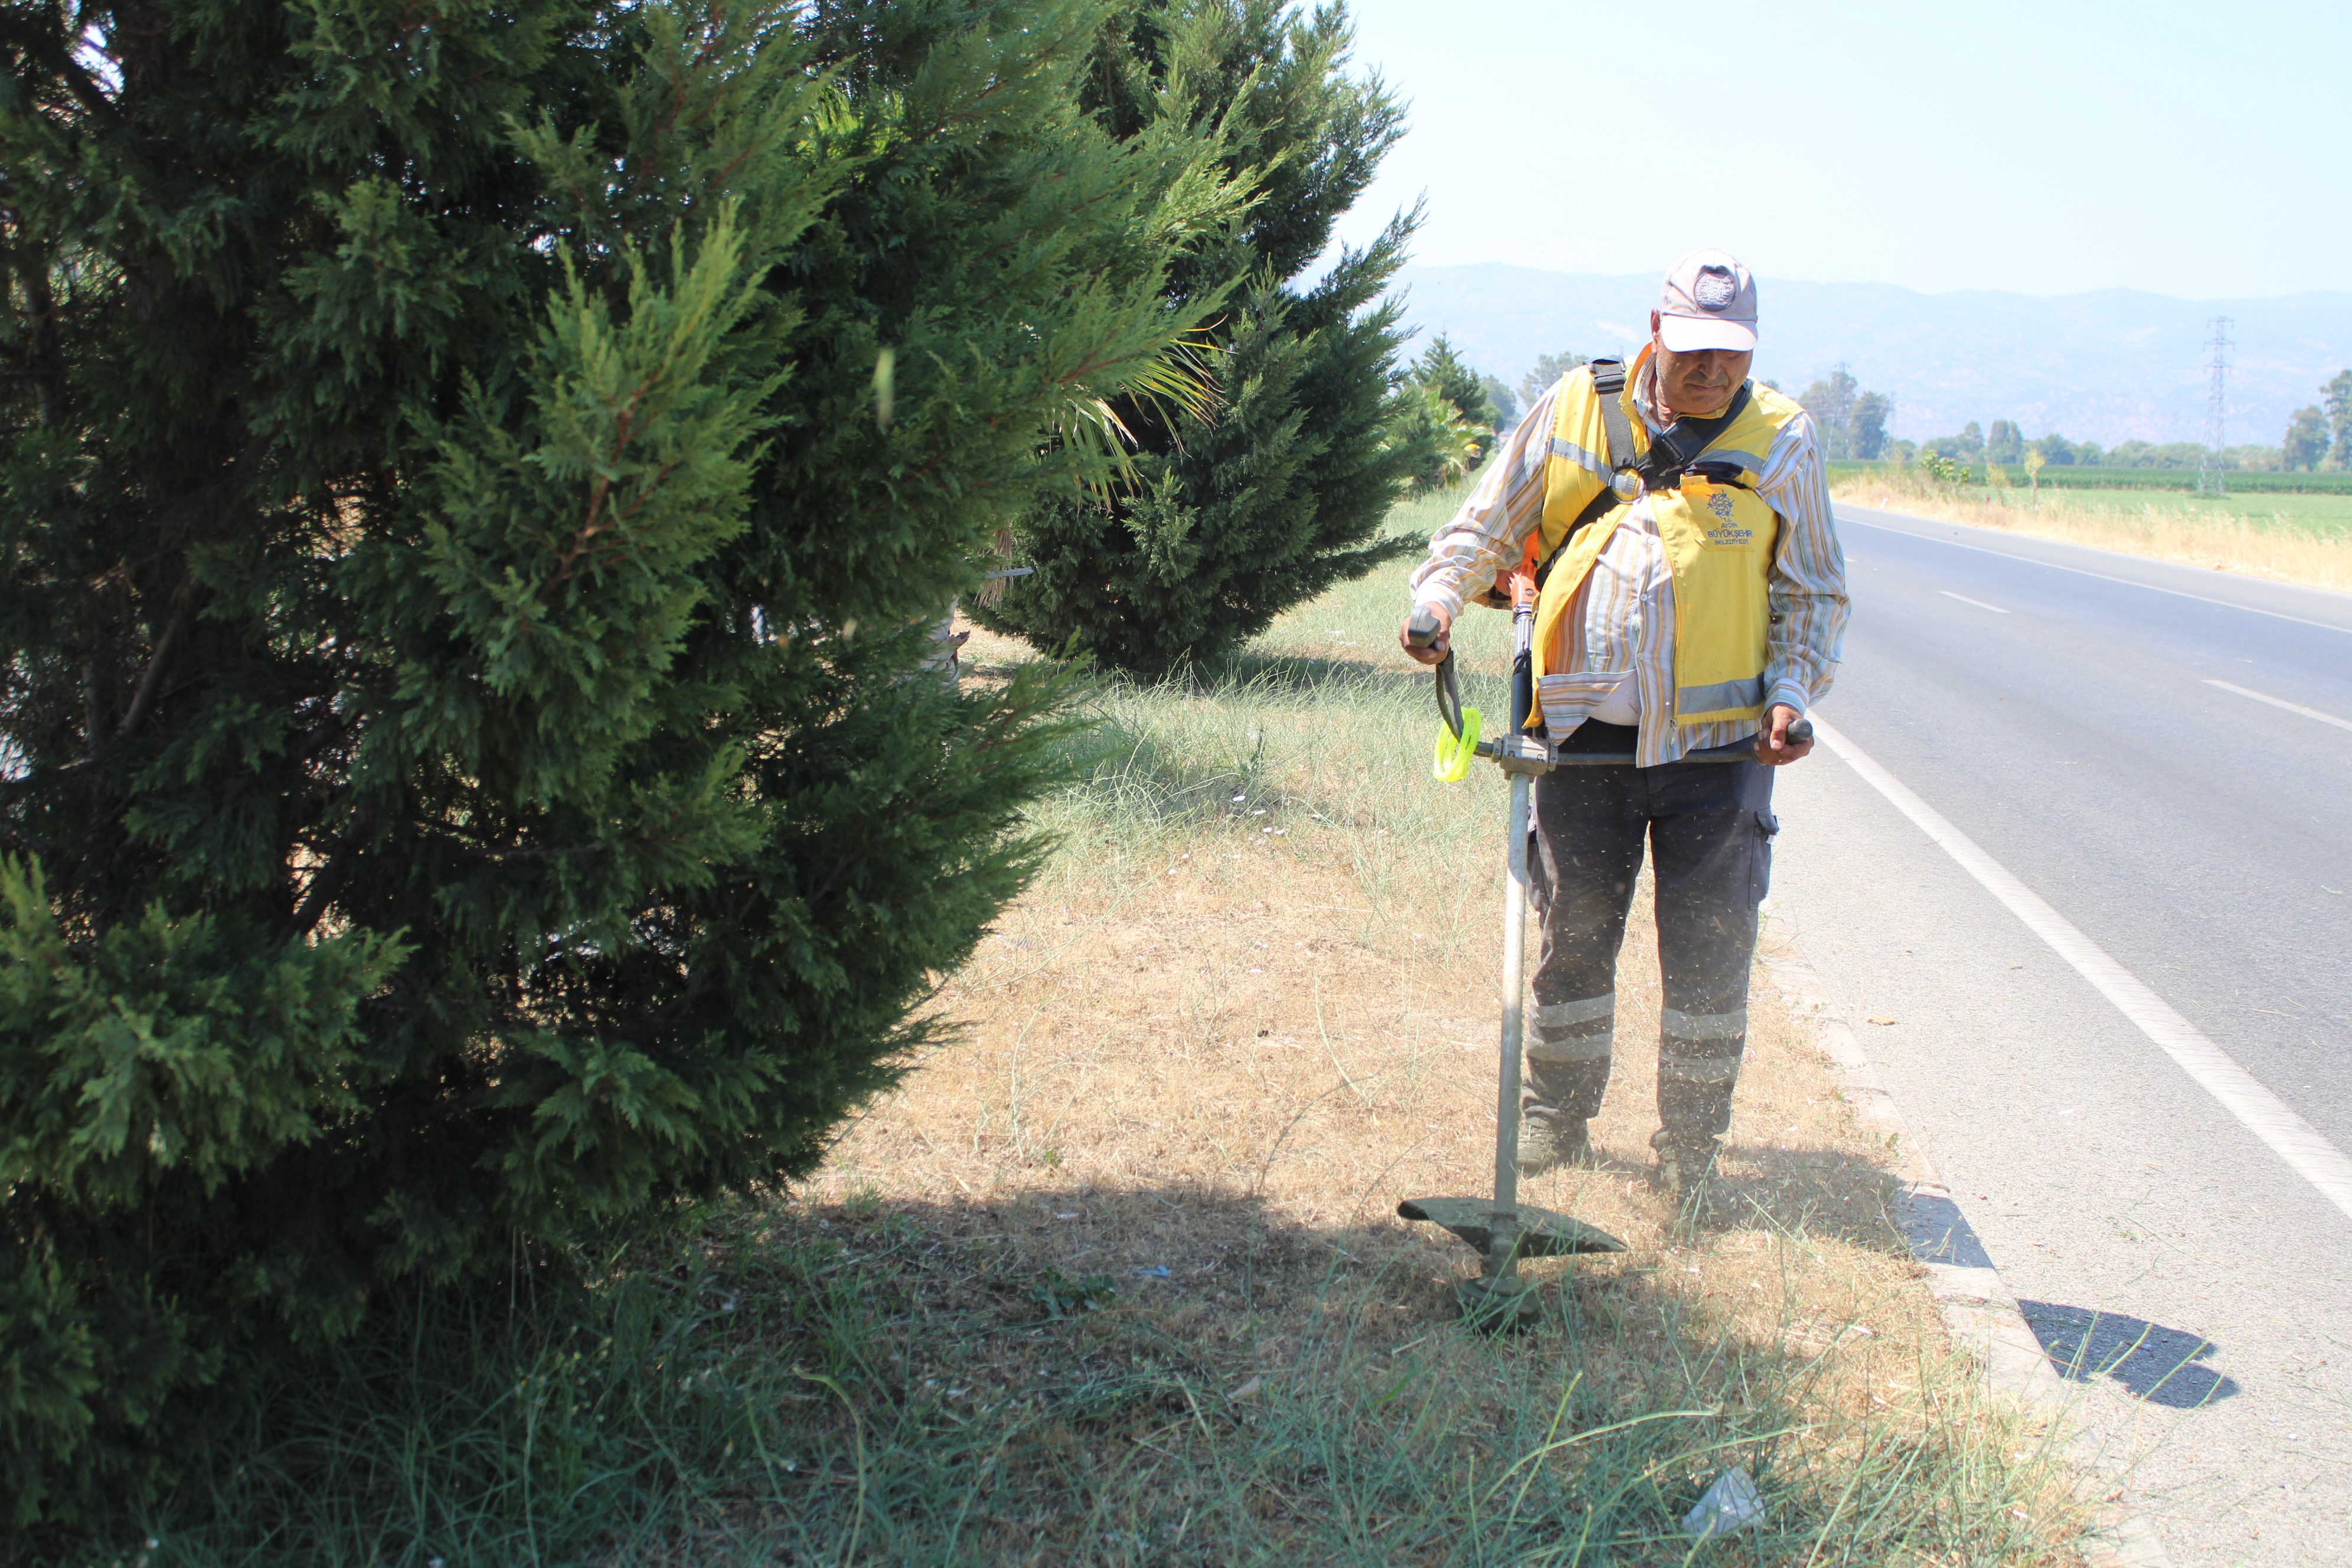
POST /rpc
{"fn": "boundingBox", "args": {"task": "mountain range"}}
[1390,264,2352,450]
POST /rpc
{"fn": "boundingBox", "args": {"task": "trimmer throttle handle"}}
[1406,609,1466,741]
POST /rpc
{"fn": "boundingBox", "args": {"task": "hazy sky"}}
[1327,0,2347,299]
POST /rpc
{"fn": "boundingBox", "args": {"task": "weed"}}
[1029,1268,1121,1320]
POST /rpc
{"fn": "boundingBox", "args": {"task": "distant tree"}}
[2106,440,2209,469]
[1799,367,1858,459]
[1985,420,2025,463]
[2281,406,2328,471]
[1414,334,1498,431]
[1481,373,1520,429]
[1519,351,1587,408]
[1850,391,1893,459]
[2077,440,2106,466]
[2324,370,2352,468]
[1959,420,1985,458]
[2030,432,2077,466]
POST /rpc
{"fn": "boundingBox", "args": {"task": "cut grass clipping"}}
[134,482,2085,1566]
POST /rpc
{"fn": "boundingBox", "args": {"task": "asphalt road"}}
[1766,504,2352,1566]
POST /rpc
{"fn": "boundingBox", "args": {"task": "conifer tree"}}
[1413,334,1498,432]
[0,0,1234,1525]
[968,0,1422,677]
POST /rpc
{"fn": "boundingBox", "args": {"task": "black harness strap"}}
[1636,381,1753,491]
[1590,358,1639,486]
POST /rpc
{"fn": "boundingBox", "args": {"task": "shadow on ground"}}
[1898,1190,1998,1269]
[2014,1300,2240,1408]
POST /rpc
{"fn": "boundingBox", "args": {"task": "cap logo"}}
[1692,265,1738,312]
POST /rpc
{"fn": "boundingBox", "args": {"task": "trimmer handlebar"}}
[1412,602,1811,765]
[1550,715,1814,766]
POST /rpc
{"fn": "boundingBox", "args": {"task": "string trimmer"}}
[1397,577,1810,1332]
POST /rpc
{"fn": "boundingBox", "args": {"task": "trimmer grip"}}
[1785,717,1814,746]
[1406,607,1443,649]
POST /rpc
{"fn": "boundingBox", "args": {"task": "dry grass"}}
[1832,473,2352,592]
[734,488,2089,1562]
[762,796,2082,1563]
[818,837,1906,1340]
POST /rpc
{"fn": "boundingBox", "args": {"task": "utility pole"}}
[1827,361,1854,460]
[2199,317,2233,496]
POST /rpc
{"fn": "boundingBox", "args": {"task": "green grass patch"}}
[112,1196,2078,1568]
[1831,460,2352,496]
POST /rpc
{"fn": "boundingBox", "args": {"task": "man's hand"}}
[1399,605,1452,666]
[1754,703,1813,766]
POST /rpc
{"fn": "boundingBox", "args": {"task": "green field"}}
[1830,465,2352,540]
[1984,485,2352,537]
[2005,465,2352,496]
[1830,460,2352,497]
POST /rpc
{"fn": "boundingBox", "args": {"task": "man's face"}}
[1649,311,1752,418]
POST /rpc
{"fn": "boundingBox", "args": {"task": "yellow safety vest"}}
[1531,363,1802,726]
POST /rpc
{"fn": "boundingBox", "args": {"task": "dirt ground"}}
[792,844,2071,1497]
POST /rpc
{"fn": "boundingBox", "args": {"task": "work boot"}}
[1517,1114,1592,1175]
[1650,1128,1720,1194]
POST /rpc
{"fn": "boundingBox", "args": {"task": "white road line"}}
[1840,510,2352,636]
[1811,715,2352,1226]
[1938,590,2010,614]
[2204,678,2352,734]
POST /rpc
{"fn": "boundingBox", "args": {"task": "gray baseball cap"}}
[1657,248,1757,353]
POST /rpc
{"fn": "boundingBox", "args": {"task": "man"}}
[1397,249,1847,1191]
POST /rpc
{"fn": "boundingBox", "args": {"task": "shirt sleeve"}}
[1754,411,1849,713]
[1406,381,1559,619]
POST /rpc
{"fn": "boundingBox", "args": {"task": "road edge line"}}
[1760,938,2173,1568]
[1809,716,2352,1225]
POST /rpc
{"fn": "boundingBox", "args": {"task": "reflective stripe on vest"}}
[1530,361,1803,727]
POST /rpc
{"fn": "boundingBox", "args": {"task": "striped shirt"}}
[1408,348,1848,767]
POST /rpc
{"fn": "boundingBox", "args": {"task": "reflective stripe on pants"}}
[1523,720,1777,1140]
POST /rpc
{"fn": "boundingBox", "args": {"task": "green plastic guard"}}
[1432,706,1483,782]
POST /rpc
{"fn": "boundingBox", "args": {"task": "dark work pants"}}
[1525,721,1778,1142]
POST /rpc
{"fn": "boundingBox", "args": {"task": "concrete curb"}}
[1760,944,2175,1568]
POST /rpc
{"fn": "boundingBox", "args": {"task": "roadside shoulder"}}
[1762,936,2175,1568]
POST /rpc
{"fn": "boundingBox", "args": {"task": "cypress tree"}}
[1413,333,1498,433]
[968,0,1422,677]
[0,0,1234,1525]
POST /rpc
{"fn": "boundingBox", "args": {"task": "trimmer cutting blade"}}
[1394,1197,1625,1261]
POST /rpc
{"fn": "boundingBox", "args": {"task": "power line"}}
[2199,316,2233,497]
